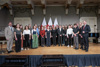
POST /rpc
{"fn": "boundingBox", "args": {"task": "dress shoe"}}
[85,50,88,52]
[8,51,11,53]
[75,48,79,50]
[10,50,14,52]
[80,47,83,49]
[82,49,86,50]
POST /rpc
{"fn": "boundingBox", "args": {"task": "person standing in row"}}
[5,22,14,53]
[62,25,66,45]
[51,27,57,46]
[82,21,91,52]
[65,25,68,46]
[32,26,38,48]
[57,25,63,46]
[35,24,40,46]
[23,25,31,50]
[14,23,22,52]
[67,25,73,47]
[40,26,45,47]
[28,24,32,48]
[20,25,23,50]
[45,26,51,47]
[79,22,84,50]
[73,24,79,49]
[49,26,53,45]
[38,26,41,46]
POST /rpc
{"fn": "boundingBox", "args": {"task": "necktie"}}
[83,26,85,30]
[11,27,13,31]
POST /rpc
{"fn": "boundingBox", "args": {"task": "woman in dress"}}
[62,25,66,45]
[49,26,53,45]
[23,25,31,50]
[20,24,23,50]
[40,26,45,47]
[32,26,38,48]
[51,27,57,46]
[14,23,22,52]
[45,26,51,47]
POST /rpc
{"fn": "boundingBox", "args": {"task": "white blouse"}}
[23,30,31,35]
[67,28,73,37]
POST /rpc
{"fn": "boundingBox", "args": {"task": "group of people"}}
[5,21,90,53]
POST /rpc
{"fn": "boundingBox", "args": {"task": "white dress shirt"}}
[67,28,73,37]
[59,28,61,31]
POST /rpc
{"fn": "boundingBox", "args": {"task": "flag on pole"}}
[48,17,53,26]
[42,17,47,26]
[54,18,58,27]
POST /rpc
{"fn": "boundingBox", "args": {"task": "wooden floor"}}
[0,43,100,55]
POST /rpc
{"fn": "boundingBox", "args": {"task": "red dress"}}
[40,30,45,37]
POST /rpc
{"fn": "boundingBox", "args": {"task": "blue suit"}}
[82,25,91,51]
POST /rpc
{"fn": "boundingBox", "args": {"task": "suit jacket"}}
[5,26,14,39]
[57,28,63,36]
[51,29,57,37]
[62,29,66,35]
[82,25,91,35]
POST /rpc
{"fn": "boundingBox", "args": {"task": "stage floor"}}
[0,43,100,55]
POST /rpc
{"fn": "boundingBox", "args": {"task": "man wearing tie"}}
[5,22,14,53]
[82,21,91,52]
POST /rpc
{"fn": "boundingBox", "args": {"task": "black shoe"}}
[8,51,11,53]
[74,47,78,49]
[10,50,14,52]
[82,48,86,50]
[75,48,78,50]
[85,50,88,52]
[80,47,83,49]
[41,45,44,47]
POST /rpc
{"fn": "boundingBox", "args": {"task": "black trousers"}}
[41,36,45,47]
[65,36,68,46]
[52,36,56,46]
[80,36,84,49]
[15,34,21,52]
[24,34,30,48]
[79,35,81,44]
[58,35,62,46]
[62,35,65,44]
[68,34,73,46]
[83,34,89,51]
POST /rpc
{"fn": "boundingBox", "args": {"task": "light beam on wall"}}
[9,9,13,15]
[65,8,68,15]
[31,9,34,15]
[76,9,79,14]
[43,8,46,15]
[98,9,100,14]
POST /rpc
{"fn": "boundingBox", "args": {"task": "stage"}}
[0,43,100,55]
[0,43,100,67]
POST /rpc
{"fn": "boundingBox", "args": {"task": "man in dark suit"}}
[82,21,91,52]
[57,25,63,46]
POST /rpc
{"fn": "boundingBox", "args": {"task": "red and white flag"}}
[48,17,53,26]
[42,17,47,26]
[54,18,58,27]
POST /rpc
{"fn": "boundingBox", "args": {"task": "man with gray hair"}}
[5,22,14,53]
[82,21,91,52]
